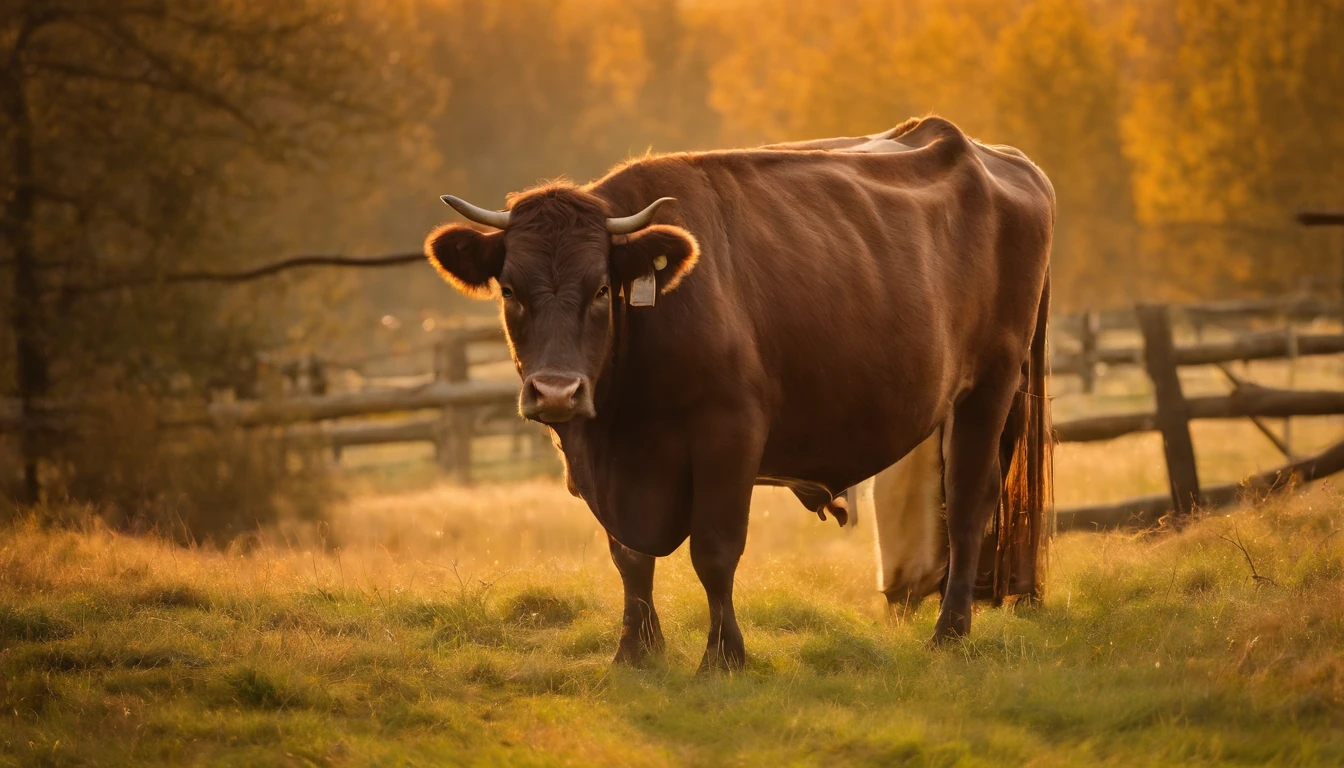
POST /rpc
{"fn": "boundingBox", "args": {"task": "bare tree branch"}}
[64,15,261,133]
[34,58,185,89]
[61,252,426,294]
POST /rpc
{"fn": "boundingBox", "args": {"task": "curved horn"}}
[440,195,510,230]
[605,197,676,235]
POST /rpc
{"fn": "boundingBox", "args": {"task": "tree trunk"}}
[2,59,47,504]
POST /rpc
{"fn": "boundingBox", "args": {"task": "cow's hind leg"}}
[608,535,664,664]
[930,372,1018,645]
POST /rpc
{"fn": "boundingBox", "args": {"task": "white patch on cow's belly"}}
[863,426,946,601]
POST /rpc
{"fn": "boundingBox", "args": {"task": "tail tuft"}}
[990,272,1053,604]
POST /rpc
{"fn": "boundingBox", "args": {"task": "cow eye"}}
[595,284,610,300]
[500,286,514,300]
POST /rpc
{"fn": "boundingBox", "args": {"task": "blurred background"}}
[2,0,1343,542]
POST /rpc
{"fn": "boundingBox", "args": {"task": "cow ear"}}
[424,224,505,299]
[610,225,699,294]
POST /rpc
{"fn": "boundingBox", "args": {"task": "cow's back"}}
[590,117,1053,499]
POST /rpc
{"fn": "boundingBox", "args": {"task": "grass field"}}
[2,356,1342,766]
[3,475,1343,766]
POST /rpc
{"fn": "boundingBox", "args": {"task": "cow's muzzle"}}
[520,373,595,423]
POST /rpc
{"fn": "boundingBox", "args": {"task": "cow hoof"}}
[927,615,970,649]
[924,632,958,651]
[693,650,747,675]
[612,625,665,666]
[697,645,746,673]
[612,640,664,666]
[613,637,664,665]
[1011,591,1043,610]
[612,645,656,666]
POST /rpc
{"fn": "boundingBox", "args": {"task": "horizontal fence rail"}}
[4,292,1342,528]
[1050,295,1342,337]
[1056,436,1344,532]
[166,379,521,428]
[1050,331,1344,378]
[145,377,1344,449]
[1055,384,1344,442]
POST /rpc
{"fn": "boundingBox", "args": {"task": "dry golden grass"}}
[3,472,1344,765]
[2,353,1341,765]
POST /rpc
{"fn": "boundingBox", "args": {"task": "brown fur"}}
[425,117,1055,665]
[761,122,1052,608]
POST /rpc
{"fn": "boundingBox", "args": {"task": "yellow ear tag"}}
[653,255,668,271]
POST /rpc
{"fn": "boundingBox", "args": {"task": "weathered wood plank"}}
[1054,412,1157,443]
[289,414,534,447]
[1174,331,1344,367]
[1053,385,1344,443]
[307,417,438,448]
[1056,435,1344,531]
[165,379,521,428]
[434,331,475,483]
[1052,295,1341,337]
[1137,304,1201,521]
[1078,310,1101,394]
[1051,332,1344,377]
[1297,211,1344,226]
[287,381,1344,450]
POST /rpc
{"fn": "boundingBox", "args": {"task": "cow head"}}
[425,184,699,423]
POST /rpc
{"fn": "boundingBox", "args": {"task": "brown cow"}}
[424,117,1053,670]
[769,130,1033,610]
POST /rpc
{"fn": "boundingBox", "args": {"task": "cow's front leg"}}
[691,515,748,671]
[689,411,763,672]
[608,534,664,664]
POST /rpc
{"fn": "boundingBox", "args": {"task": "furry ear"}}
[610,225,700,294]
[424,225,505,299]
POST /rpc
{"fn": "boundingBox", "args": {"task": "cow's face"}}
[425,185,698,423]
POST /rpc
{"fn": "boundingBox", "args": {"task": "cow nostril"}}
[526,376,583,411]
[558,380,581,404]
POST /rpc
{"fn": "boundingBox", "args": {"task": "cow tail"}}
[994,269,1053,604]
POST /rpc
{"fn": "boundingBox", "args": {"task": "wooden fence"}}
[1052,303,1344,531]
[12,292,1342,530]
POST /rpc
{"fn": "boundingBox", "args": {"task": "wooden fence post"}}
[1079,309,1101,394]
[1284,324,1298,457]
[510,422,524,460]
[307,355,328,396]
[433,331,474,483]
[531,423,553,463]
[1136,304,1202,522]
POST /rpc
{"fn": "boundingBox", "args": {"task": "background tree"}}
[4,0,1342,531]
[0,0,418,522]
[992,0,1136,308]
[1124,0,1344,298]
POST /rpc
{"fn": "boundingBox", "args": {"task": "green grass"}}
[2,480,1344,766]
